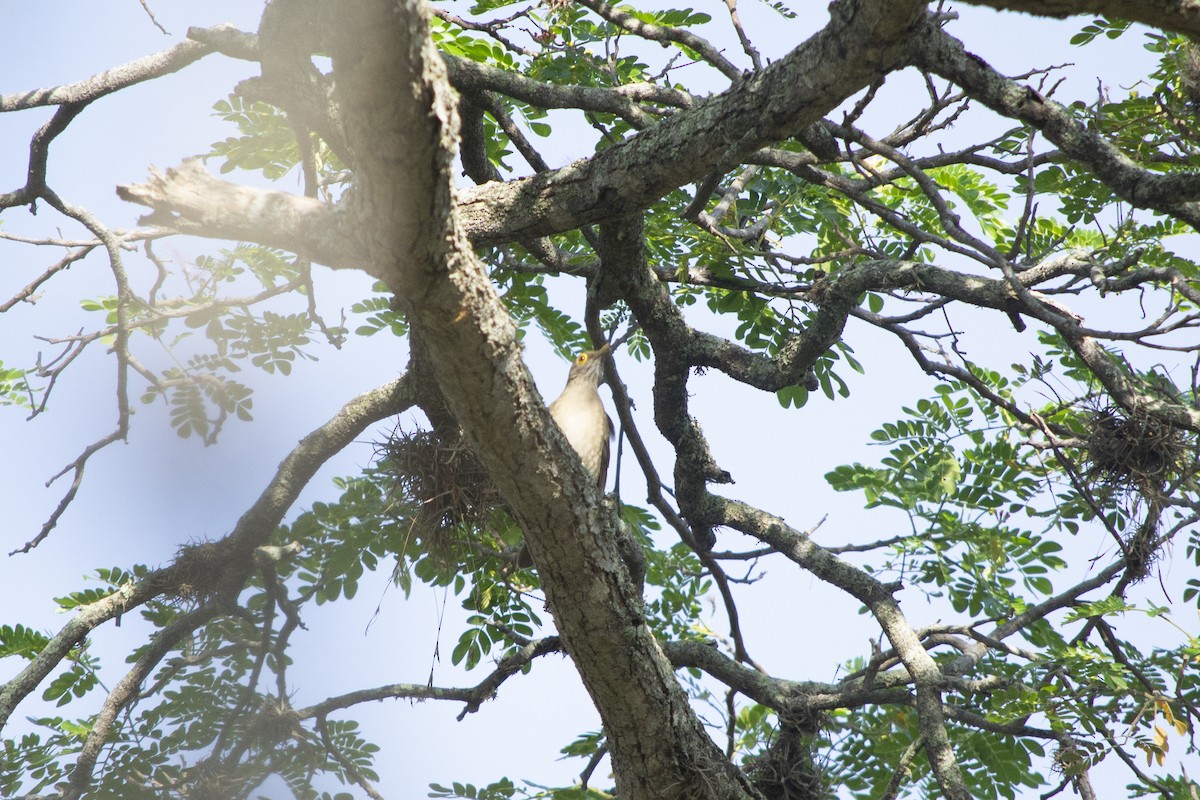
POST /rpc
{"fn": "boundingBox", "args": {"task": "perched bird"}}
[516,344,613,568]
[548,342,613,490]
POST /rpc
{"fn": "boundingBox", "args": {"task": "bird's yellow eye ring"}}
[577,353,589,365]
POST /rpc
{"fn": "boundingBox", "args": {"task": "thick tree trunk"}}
[314,0,754,796]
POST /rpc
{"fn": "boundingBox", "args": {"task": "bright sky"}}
[0,2,1184,798]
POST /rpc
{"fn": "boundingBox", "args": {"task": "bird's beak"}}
[596,341,612,356]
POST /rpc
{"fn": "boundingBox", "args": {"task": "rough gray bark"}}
[956,0,1200,36]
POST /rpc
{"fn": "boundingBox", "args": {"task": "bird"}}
[548,342,613,491]
[515,343,613,568]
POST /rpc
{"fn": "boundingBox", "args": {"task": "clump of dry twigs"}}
[743,714,826,800]
[1083,405,1188,491]
[1081,402,1194,581]
[169,539,241,603]
[376,427,504,552]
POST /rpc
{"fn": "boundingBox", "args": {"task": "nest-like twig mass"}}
[377,428,501,541]
[1083,405,1188,489]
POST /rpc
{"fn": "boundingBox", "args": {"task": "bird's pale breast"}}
[549,385,611,479]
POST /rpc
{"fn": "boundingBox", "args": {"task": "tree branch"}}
[913,27,1200,226]
[0,373,416,731]
[118,160,366,272]
[955,0,1200,38]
